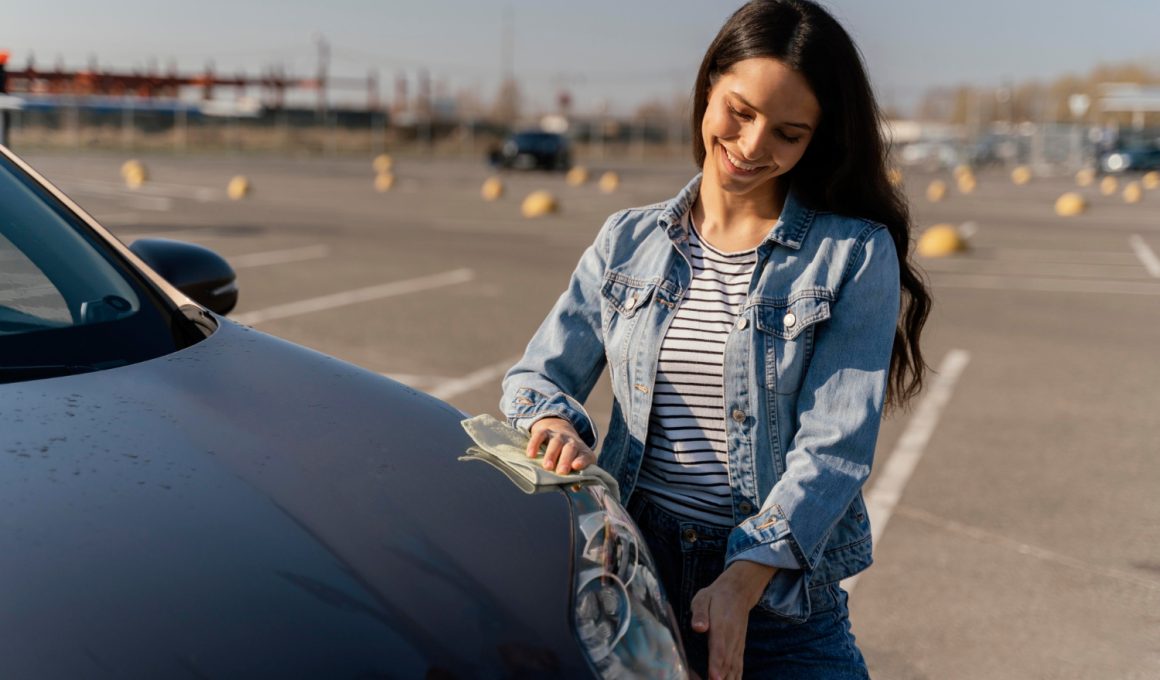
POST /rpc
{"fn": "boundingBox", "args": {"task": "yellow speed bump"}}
[521,190,559,218]
[926,180,947,202]
[374,172,395,193]
[1011,165,1032,186]
[887,167,903,186]
[916,224,966,258]
[1076,168,1095,187]
[598,171,620,193]
[1143,171,1160,190]
[1099,176,1118,196]
[565,166,589,186]
[1054,192,1087,216]
[956,173,977,194]
[227,176,252,200]
[372,154,393,173]
[481,176,504,201]
[1123,181,1143,204]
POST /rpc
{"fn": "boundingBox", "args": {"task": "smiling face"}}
[700,57,822,200]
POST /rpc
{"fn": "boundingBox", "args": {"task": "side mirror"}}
[129,238,238,315]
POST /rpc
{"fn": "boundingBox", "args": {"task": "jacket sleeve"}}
[499,211,624,447]
[725,226,900,613]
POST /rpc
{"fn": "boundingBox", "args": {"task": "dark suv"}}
[488,131,572,171]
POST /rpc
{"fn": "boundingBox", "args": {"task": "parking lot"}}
[22,149,1160,679]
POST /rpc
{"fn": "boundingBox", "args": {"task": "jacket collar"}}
[658,173,816,250]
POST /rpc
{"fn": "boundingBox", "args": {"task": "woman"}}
[501,1,931,677]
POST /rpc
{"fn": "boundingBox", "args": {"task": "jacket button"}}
[682,528,698,544]
[731,409,746,423]
[624,296,636,311]
[738,500,753,514]
[783,312,797,328]
[737,317,748,330]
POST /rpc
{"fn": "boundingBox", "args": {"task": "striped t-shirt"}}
[636,215,758,527]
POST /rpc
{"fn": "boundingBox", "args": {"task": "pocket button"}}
[624,295,637,311]
[737,317,748,330]
[783,312,797,328]
[682,528,698,544]
[738,500,753,514]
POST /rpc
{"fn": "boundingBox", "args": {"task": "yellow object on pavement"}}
[481,176,505,201]
[1054,192,1086,216]
[373,154,393,173]
[1011,166,1032,185]
[521,190,559,218]
[227,176,252,200]
[916,224,966,257]
[566,166,589,186]
[598,171,620,193]
[374,172,395,192]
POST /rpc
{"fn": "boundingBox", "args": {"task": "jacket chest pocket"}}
[600,274,657,368]
[755,294,831,395]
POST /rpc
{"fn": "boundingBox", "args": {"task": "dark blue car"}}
[0,146,686,678]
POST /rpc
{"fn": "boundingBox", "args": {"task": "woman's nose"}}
[738,127,763,161]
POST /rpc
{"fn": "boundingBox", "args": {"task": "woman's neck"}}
[692,170,789,252]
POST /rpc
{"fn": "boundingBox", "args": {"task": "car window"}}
[0,232,72,328]
[0,153,199,381]
[0,192,140,335]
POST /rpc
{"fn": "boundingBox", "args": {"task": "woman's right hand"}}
[527,417,597,475]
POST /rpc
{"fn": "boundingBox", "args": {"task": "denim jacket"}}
[501,174,900,621]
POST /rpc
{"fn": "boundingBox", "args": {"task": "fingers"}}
[693,586,746,680]
[571,449,597,471]
[526,428,550,459]
[690,589,710,633]
[525,420,594,475]
[542,435,565,471]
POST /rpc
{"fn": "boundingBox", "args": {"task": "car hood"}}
[0,320,587,678]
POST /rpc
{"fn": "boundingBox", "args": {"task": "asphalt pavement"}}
[21,149,1160,679]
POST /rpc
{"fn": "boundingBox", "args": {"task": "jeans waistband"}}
[628,493,733,550]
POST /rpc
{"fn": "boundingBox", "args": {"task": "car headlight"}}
[568,484,687,679]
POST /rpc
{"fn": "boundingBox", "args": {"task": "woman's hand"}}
[689,561,777,680]
[526,417,597,475]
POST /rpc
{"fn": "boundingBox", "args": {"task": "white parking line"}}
[897,505,1160,593]
[931,273,1160,296]
[844,349,971,593]
[63,177,221,202]
[1129,235,1160,278]
[230,245,331,269]
[427,356,520,401]
[231,268,475,326]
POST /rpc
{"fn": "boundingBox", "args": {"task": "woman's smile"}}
[720,145,773,177]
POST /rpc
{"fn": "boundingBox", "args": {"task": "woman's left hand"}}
[689,561,777,680]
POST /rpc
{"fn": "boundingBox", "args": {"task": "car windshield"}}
[0,153,191,381]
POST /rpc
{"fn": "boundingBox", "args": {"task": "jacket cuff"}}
[504,387,599,447]
[726,504,810,569]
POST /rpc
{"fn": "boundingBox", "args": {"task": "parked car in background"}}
[1098,144,1160,173]
[0,145,686,678]
[895,140,961,171]
[488,130,573,171]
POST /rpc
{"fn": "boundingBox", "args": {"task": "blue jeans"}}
[628,495,869,679]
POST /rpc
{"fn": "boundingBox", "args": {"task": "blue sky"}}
[5,1,1159,115]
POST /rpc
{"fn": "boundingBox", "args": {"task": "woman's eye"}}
[727,104,752,121]
[777,130,802,144]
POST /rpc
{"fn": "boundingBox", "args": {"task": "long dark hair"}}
[693,0,932,412]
